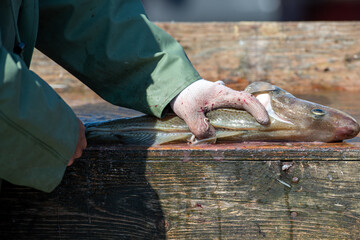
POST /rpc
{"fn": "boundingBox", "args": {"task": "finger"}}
[68,118,87,167]
[182,110,216,139]
[205,86,270,125]
[67,148,83,166]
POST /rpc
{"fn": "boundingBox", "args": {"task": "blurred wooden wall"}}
[31,21,360,104]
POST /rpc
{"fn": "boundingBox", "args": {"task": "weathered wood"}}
[144,155,360,239]
[1,143,359,239]
[157,22,360,92]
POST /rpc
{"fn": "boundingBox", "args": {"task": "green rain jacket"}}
[0,0,201,192]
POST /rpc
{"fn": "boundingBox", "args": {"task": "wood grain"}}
[1,142,359,239]
[157,22,360,92]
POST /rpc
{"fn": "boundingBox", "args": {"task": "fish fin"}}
[214,131,246,142]
[153,133,192,145]
[218,130,244,136]
[244,81,294,98]
[86,126,111,133]
[190,136,217,145]
[244,81,278,94]
[86,131,123,143]
[86,127,121,142]
[189,131,246,145]
[87,127,192,146]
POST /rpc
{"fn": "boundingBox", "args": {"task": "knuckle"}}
[192,122,215,139]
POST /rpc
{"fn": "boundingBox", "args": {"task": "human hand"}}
[170,79,270,139]
[68,118,87,166]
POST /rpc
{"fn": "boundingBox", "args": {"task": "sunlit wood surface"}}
[157,22,360,92]
[0,141,359,239]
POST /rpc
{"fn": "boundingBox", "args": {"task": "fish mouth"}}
[334,118,360,141]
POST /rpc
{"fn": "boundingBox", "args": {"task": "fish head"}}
[245,82,360,142]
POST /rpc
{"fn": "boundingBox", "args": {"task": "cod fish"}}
[85,82,360,145]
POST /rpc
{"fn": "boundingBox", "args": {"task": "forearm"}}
[37,0,201,118]
[0,45,78,192]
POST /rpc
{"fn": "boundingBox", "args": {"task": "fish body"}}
[85,82,360,145]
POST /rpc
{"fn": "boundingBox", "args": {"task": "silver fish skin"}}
[85,82,360,145]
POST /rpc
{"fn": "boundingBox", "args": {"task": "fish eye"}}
[311,108,326,117]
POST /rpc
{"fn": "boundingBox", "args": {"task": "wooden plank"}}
[157,22,360,92]
[144,158,360,239]
[0,144,359,239]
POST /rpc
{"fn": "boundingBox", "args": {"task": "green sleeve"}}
[36,0,201,118]
[0,38,79,192]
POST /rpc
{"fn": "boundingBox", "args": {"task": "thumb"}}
[181,109,216,139]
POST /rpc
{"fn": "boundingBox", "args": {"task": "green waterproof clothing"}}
[0,0,201,192]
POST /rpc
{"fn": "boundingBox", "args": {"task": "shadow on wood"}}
[0,152,167,239]
[1,142,359,239]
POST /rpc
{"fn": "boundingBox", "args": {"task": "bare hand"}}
[68,118,87,166]
[170,79,269,139]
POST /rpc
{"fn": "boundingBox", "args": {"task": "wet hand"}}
[170,79,269,139]
[68,118,87,166]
